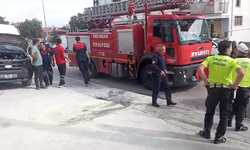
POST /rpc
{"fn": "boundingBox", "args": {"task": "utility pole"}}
[42,0,48,41]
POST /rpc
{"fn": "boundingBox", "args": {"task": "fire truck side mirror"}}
[161,37,169,43]
[160,25,171,42]
[179,21,188,26]
[160,25,171,36]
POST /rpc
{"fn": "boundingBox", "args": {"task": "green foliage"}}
[69,13,88,30]
[50,28,59,43]
[18,18,43,39]
[0,16,9,24]
[213,33,222,38]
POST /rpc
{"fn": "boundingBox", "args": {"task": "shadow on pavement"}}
[61,68,198,96]
[0,83,35,91]
[1,117,247,150]
[93,73,197,93]
[96,124,247,150]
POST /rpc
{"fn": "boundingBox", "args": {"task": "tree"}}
[69,13,88,30]
[0,16,9,24]
[18,18,43,39]
[50,28,59,43]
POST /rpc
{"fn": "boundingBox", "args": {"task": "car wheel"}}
[141,65,156,90]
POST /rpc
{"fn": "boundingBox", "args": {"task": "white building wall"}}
[228,0,250,42]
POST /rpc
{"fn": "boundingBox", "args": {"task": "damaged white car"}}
[0,24,32,86]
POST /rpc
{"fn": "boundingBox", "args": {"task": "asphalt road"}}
[53,65,250,118]
[1,75,249,150]
[54,67,208,109]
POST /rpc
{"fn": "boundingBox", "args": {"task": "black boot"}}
[152,102,160,107]
[167,100,177,106]
[199,129,211,139]
[40,84,47,89]
[214,137,226,144]
[235,125,248,131]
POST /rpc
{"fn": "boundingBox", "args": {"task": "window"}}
[236,0,241,7]
[235,16,243,26]
[152,20,173,42]
[176,19,210,43]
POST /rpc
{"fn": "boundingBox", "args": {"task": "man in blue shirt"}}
[73,36,91,87]
[151,44,177,107]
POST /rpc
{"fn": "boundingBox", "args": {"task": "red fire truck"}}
[67,0,213,90]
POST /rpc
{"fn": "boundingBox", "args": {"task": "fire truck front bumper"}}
[167,63,201,87]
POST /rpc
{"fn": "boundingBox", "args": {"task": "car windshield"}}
[176,19,210,44]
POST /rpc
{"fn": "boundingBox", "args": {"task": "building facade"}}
[96,0,249,42]
[97,0,125,5]
[204,0,250,42]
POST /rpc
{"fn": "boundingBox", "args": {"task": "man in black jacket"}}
[151,44,177,107]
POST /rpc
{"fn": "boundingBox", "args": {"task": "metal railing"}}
[190,0,228,14]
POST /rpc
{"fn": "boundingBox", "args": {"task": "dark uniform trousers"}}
[43,65,53,86]
[57,63,66,86]
[32,65,44,87]
[228,87,249,128]
[204,87,234,138]
[152,75,171,103]
[77,61,90,84]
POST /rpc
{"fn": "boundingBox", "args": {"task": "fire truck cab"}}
[67,0,213,90]
[138,13,211,89]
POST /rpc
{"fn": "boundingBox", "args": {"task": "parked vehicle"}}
[0,24,32,86]
[67,0,212,90]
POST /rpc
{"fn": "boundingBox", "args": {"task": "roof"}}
[43,27,53,32]
[0,24,20,35]
[12,22,21,28]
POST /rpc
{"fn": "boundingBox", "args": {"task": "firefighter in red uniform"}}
[39,42,55,86]
[73,36,91,87]
[53,39,71,87]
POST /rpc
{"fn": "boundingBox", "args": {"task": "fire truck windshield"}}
[176,19,210,44]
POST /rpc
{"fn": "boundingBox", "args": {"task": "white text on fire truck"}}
[191,50,210,57]
[93,42,110,48]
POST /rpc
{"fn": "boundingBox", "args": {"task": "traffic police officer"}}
[228,43,250,131]
[198,40,244,144]
[151,44,177,107]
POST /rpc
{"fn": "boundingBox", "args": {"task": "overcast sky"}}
[0,0,93,27]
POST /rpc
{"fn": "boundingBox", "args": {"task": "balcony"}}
[189,1,229,14]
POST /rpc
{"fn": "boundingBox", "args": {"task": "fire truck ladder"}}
[83,0,189,22]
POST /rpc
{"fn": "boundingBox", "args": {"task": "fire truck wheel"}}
[89,60,99,78]
[141,65,155,90]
